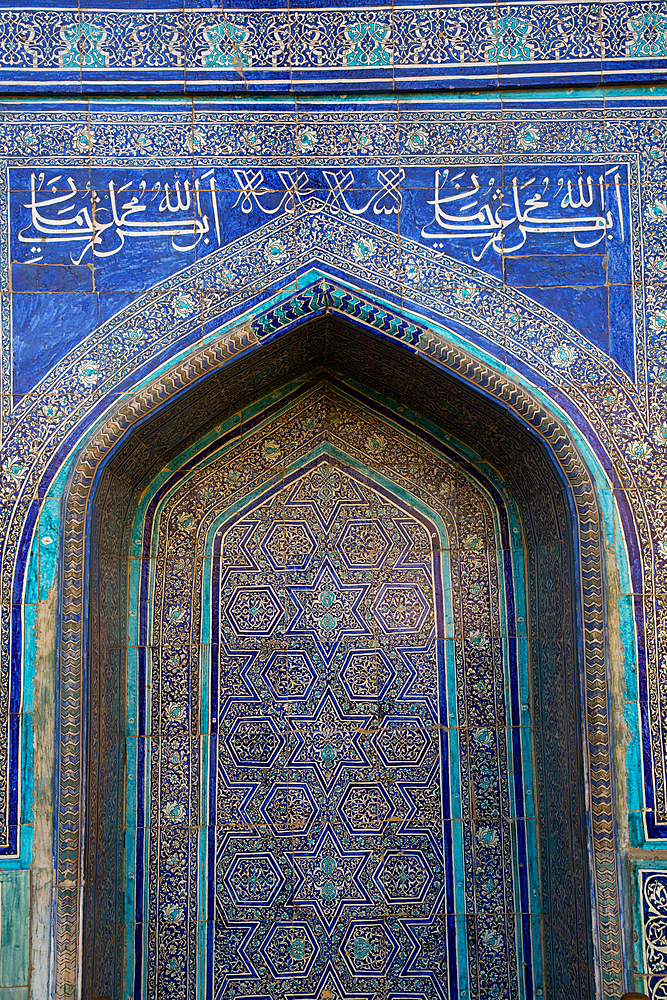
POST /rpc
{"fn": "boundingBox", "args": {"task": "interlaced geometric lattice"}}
[136,384,535,1000]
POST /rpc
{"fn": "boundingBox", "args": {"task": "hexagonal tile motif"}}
[226,853,283,906]
[376,716,430,767]
[262,783,318,836]
[341,920,399,975]
[337,519,392,569]
[226,586,283,636]
[227,717,284,768]
[263,520,317,570]
[263,649,317,700]
[261,922,319,978]
[340,648,395,700]
[375,850,432,903]
[339,783,393,834]
[373,584,430,633]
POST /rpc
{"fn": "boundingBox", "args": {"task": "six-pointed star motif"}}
[286,559,372,658]
[289,825,372,933]
[287,689,372,791]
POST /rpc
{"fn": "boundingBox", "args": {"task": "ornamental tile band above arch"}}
[4,205,639,432]
[1,5,667,90]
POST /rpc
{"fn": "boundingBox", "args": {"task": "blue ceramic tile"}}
[0,79,664,1000]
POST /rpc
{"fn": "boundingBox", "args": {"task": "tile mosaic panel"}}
[79,321,593,1000]
[628,862,667,997]
[126,383,537,1000]
[3,92,662,997]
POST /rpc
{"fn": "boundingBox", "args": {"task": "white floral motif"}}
[78,359,99,385]
[467,629,489,650]
[165,702,186,722]
[164,801,185,822]
[550,343,577,368]
[480,927,504,951]
[654,423,667,446]
[403,259,423,281]
[517,125,540,150]
[173,292,195,318]
[466,125,497,151]
[296,126,317,153]
[650,310,667,335]
[454,281,477,305]
[262,440,282,463]
[647,200,667,223]
[19,130,37,151]
[351,237,377,262]
[242,128,261,151]
[658,540,667,559]
[405,127,428,152]
[356,132,374,151]
[125,326,146,344]
[2,457,26,486]
[40,402,60,421]
[627,439,652,460]
[177,510,196,531]
[365,433,386,455]
[264,238,287,264]
[73,128,94,153]
[163,904,185,923]
[463,534,485,552]
[476,826,500,849]
[647,254,667,278]
[185,127,205,153]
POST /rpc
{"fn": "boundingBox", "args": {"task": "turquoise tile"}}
[0,871,30,987]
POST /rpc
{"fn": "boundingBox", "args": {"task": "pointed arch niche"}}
[64,313,614,1000]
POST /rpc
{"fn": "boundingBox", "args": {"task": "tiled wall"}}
[2,5,667,997]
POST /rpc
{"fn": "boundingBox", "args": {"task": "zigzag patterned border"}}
[55,280,620,997]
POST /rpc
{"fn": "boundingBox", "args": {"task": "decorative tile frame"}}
[124,380,538,1000]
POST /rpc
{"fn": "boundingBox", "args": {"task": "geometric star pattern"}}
[290,825,372,932]
[144,387,524,1000]
[209,460,454,985]
[196,451,508,999]
[287,689,372,792]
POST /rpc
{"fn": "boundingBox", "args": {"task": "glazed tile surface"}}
[130,384,533,1000]
[1,19,667,997]
[2,5,667,91]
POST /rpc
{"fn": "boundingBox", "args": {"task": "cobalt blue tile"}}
[11,291,99,397]
[609,283,637,379]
